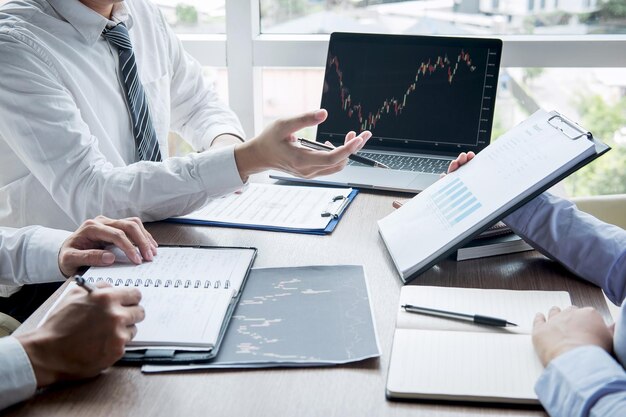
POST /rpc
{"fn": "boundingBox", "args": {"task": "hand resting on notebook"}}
[58,215,158,277]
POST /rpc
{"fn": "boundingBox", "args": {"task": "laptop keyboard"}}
[348,153,451,174]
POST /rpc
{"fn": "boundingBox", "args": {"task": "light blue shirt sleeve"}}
[535,346,626,417]
[503,192,626,305]
[504,192,626,417]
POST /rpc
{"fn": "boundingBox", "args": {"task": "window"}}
[259,0,618,35]
[155,1,225,34]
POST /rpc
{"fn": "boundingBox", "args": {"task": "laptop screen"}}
[318,33,502,157]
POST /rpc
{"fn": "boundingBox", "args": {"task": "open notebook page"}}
[42,283,233,348]
[397,285,571,334]
[387,286,572,403]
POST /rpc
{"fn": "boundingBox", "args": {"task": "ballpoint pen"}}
[401,304,518,327]
[74,275,97,293]
[297,137,390,169]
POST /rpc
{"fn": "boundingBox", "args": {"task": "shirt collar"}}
[47,0,134,45]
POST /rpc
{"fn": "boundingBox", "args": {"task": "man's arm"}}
[442,152,626,304]
[0,217,156,287]
[0,282,145,410]
[0,35,245,225]
[503,193,626,305]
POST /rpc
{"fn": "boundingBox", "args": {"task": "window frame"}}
[181,1,626,137]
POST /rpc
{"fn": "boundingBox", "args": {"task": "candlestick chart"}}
[318,40,498,149]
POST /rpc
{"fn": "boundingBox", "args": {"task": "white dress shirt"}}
[0,226,70,408]
[0,0,246,232]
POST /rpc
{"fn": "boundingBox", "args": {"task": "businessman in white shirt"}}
[0,216,151,410]
[0,0,371,232]
[0,0,370,303]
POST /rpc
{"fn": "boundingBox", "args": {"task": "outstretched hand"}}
[234,109,371,181]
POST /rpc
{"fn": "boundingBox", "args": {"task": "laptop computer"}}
[270,32,502,193]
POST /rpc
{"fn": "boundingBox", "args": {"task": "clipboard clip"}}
[321,195,350,219]
[547,113,593,141]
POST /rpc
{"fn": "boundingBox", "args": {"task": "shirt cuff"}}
[535,345,626,417]
[0,337,37,410]
[24,227,72,284]
[194,145,246,195]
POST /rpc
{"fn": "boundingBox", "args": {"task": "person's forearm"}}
[503,193,626,304]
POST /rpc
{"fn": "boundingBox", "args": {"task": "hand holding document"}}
[378,109,607,283]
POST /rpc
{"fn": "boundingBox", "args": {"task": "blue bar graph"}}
[431,178,482,226]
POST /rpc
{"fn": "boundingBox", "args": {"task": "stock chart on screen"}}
[319,34,501,154]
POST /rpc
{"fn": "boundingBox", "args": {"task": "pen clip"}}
[321,195,349,219]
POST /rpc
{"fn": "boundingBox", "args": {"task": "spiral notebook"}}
[40,245,257,364]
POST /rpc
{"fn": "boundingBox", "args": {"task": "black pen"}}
[74,275,97,293]
[401,304,518,327]
[297,137,390,169]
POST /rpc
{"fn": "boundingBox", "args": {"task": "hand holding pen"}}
[298,137,390,169]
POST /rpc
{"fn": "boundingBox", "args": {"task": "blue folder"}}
[167,189,358,235]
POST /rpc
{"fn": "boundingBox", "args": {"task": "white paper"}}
[177,183,353,230]
[386,286,572,403]
[378,109,596,278]
[39,247,256,348]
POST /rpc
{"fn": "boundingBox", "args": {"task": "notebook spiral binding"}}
[85,276,231,289]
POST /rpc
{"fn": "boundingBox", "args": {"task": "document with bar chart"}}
[379,109,608,283]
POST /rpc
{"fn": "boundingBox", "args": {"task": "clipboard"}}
[378,109,610,284]
[168,184,358,235]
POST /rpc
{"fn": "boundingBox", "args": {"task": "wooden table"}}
[7,190,609,417]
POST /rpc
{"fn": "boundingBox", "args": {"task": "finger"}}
[392,200,404,209]
[112,287,142,306]
[353,131,372,151]
[533,312,546,328]
[83,223,142,264]
[343,131,356,145]
[467,151,476,161]
[276,109,327,135]
[106,219,154,261]
[127,217,158,253]
[324,141,336,149]
[59,248,117,275]
[124,305,146,324]
[447,160,459,174]
[126,324,138,342]
[548,306,561,318]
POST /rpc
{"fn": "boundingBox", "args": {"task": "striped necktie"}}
[102,23,162,162]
